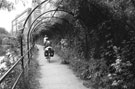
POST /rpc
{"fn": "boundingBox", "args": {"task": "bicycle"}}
[44,46,54,63]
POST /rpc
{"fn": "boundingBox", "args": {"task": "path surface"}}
[36,45,89,89]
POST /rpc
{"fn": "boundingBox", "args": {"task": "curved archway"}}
[31,25,53,44]
[32,17,69,32]
[27,9,74,59]
[29,17,70,44]
[28,9,73,38]
[32,17,70,34]
[19,0,49,57]
[20,0,64,58]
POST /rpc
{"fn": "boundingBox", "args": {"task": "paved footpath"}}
[36,45,90,89]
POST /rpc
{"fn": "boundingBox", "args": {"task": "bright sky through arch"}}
[0,0,32,32]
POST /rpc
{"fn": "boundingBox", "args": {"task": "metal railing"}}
[0,0,75,88]
[0,0,48,89]
[0,1,51,88]
[0,46,33,89]
[0,0,49,88]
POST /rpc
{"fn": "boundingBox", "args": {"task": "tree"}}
[53,0,135,89]
[0,27,9,34]
[0,27,9,44]
[0,0,27,11]
[0,0,14,11]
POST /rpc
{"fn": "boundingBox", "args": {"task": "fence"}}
[0,0,74,88]
[0,46,33,89]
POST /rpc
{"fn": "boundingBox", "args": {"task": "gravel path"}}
[36,45,90,89]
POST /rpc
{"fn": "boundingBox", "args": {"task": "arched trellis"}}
[0,0,75,88]
[27,9,74,60]
[31,19,68,38]
[0,0,49,87]
[22,0,48,32]
[31,17,70,36]
[18,0,49,65]
[30,25,52,44]
[32,17,69,33]
[29,17,71,43]
[21,0,65,58]
[27,9,73,40]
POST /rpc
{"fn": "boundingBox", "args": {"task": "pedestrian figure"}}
[43,35,48,46]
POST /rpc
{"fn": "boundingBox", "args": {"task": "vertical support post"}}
[20,29,24,70]
[28,47,31,64]
[27,43,30,60]
[20,28,27,88]
[27,8,32,61]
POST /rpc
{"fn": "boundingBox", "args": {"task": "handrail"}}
[0,56,22,83]
[1,1,49,88]
[1,1,50,89]
[11,55,31,89]
[0,46,33,85]
[11,71,23,89]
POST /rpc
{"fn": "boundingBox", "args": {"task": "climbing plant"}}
[31,0,135,88]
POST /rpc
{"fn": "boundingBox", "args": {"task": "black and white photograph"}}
[0,0,135,89]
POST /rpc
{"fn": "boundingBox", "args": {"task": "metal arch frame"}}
[0,0,49,86]
[27,9,73,39]
[21,0,64,58]
[27,9,73,38]
[31,18,49,31]
[32,21,53,33]
[0,0,67,88]
[32,17,69,32]
[30,16,72,43]
[29,16,71,44]
[19,0,49,66]
[22,0,48,33]
[30,18,69,40]
[31,22,65,47]
[30,25,51,43]
[27,10,74,60]
[30,22,56,43]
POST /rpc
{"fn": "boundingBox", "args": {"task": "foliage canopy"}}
[31,0,135,89]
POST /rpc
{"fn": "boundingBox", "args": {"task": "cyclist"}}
[43,38,54,60]
[43,35,48,46]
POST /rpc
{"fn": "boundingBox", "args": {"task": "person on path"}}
[43,35,48,46]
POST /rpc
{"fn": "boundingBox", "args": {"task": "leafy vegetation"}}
[32,0,135,89]
[0,28,21,89]
[0,27,9,56]
[15,46,40,89]
[0,0,14,11]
